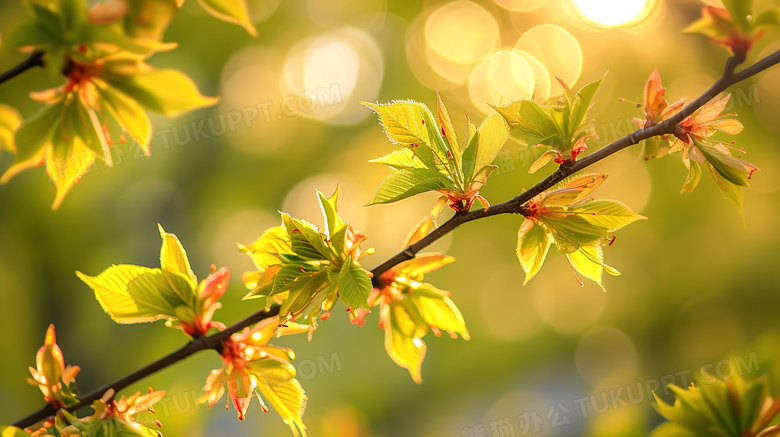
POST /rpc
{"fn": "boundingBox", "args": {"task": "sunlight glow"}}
[572,0,653,28]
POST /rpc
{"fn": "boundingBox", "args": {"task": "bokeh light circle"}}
[573,0,654,28]
[468,50,536,114]
[515,24,582,92]
[425,1,499,64]
[493,0,547,12]
[283,27,383,125]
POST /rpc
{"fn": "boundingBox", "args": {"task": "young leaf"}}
[93,80,153,153]
[409,283,469,339]
[465,112,509,182]
[569,199,647,233]
[436,91,458,155]
[238,226,292,271]
[104,68,218,117]
[517,218,551,285]
[369,148,426,170]
[282,214,331,260]
[385,301,428,384]
[1,101,63,184]
[317,187,346,238]
[565,245,607,290]
[197,0,258,36]
[77,265,177,323]
[366,168,453,206]
[493,99,561,148]
[249,360,307,436]
[362,100,435,148]
[0,104,21,154]
[158,224,197,286]
[337,256,371,310]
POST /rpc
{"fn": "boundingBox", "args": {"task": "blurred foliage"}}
[0,0,780,436]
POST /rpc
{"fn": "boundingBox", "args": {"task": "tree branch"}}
[11,48,780,430]
[11,307,280,429]
[0,52,44,85]
[369,48,780,280]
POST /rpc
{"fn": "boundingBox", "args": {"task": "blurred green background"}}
[1,0,780,435]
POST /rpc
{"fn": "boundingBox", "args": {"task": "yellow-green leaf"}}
[369,148,426,170]
[197,0,257,36]
[436,91,458,155]
[1,100,63,184]
[362,100,433,148]
[317,187,345,238]
[570,199,647,233]
[158,224,197,288]
[0,104,21,153]
[238,226,292,271]
[517,218,551,285]
[385,301,428,384]
[462,112,509,182]
[337,256,371,310]
[249,360,307,436]
[94,80,153,154]
[565,245,611,290]
[105,68,218,117]
[46,132,96,210]
[410,283,469,339]
[77,265,175,323]
[366,168,453,206]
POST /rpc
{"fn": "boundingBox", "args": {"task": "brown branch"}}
[11,48,780,430]
[11,307,279,429]
[0,52,44,85]
[369,49,780,280]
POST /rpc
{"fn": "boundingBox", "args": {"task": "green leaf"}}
[1,100,63,184]
[337,256,371,310]
[94,80,153,153]
[366,168,453,206]
[465,111,509,183]
[696,141,752,187]
[565,245,607,290]
[197,0,257,36]
[123,0,178,41]
[569,199,646,233]
[641,136,671,161]
[238,226,292,271]
[649,422,700,437]
[409,283,469,338]
[517,219,551,285]
[706,162,744,214]
[46,129,97,210]
[385,300,428,384]
[77,265,177,323]
[104,68,218,117]
[722,0,751,28]
[682,160,702,193]
[569,74,604,137]
[282,214,331,260]
[317,187,346,238]
[248,360,307,436]
[0,104,21,154]
[540,215,606,252]
[0,426,32,437]
[158,224,197,286]
[369,148,427,170]
[362,100,434,149]
[492,99,561,149]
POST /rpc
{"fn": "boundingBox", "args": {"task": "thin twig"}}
[11,48,780,430]
[11,307,279,429]
[0,52,44,85]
